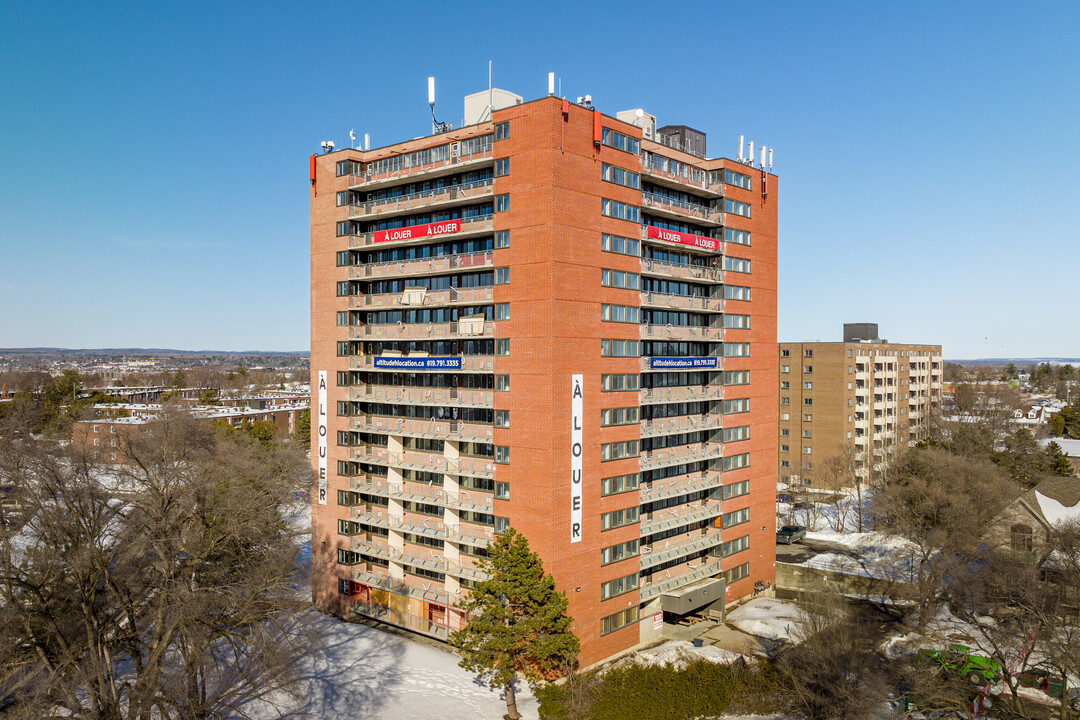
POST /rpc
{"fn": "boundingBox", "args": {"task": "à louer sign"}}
[570,374,583,544]
[373,219,461,244]
[317,371,328,505]
[646,225,719,252]
[649,356,718,370]
[372,356,462,370]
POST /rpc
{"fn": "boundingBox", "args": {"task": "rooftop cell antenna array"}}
[428,76,451,134]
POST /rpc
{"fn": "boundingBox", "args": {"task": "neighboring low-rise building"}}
[986,475,1080,561]
[778,324,941,489]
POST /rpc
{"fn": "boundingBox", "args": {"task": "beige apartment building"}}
[778,324,941,488]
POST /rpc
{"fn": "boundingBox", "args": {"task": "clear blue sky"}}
[1,1,1077,357]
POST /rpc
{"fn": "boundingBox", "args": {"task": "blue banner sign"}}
[649,356,718,370]
[373,356,462,370]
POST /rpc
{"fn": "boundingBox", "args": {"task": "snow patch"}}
[1035,490,1080,527]
[726,599,803,642]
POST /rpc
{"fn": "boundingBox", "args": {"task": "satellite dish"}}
[635,108,644,118]
[349,129,357,145]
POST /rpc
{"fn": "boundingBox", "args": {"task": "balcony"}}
[348,216,494,250]
[640,256,723,284]
[639,500,723,536]
[350,386,493,409]
[639,154,722,197]
[349,477,495,514]
[349,320,494,341]
[639,442,722,472]
[640,191,722,226]
[639,291,722,313]
[639,470,722,504]
[355,544,491,584]
[351,286,494,311]
[640,531,725,570]
[639,559,725,602]
[349,249,494,280]
[640,324,722,342]
[351,356,495,373]
[640,385,722,406]
[347,147,494,190]
[351,509,495,549]
[640,413,722,439]
[352,601,451,641]
[349,447,495,479]
[348,179,494,220]
[352,569,450,605]
[640,357,722,374]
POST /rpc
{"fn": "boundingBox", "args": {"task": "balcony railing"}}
[349,447,495,479]
[351,356,495,372]
[351,286,494,310]
[640,442,722,472]
[348,216,494,248]
[348,147,494,189]
[349,416,494,443]
[349,477,495,514]
[350,386,493,408]
[349,249,494,279]
[640,531,725,570]
[351,509,494,549]
[639,256,722,283]
[640,190,719,224]
[639,500,723,536]
[639,156,720,195]
[352,569,451,605]
[640,324,722,342]
[639,291,722,312]
[640,413,721,439]
[352,601,451,640]
[639,559,725,601]
[639,470,722,504]
[349,320,494,340]
[353,543,490,583]
[640,385,722,405]
[348,179,494,219]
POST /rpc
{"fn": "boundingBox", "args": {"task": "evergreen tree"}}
[449,527,579,719]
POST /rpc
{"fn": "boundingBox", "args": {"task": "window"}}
[335,159,361,176]
[780,428,790,437]
[723,169,751,190]
[1010,524,1033,552]
[724,285,751,301]
[723,199,751,218]
[803,381,813,389]
[600,198,639,222]
[600,572,639,601]
[724,562,750,584]
[336,251,349,267]
[601,269,639,289]
[804,349,814,358]
[803,413,813,422]
[495,230,510,248]
[601,374,640,392]
[723,453,750,471]
[336,191,348,207]
[337,311,348,326]
[781,349,790,357]
[724,228,751,246]
[803,430,812,438]
[803,446,813,455]
[601,539,639,565]
[495,303,510,320]
[722,480,750,500]
[780,381,790,390]
[337,281,349,297]
[721,507,750,528]
[494,446,509,464]
[494,158,509,176]
[600,506,639,530]
[600,440,638,462]
[600,407,639,426]
[601,233,639,256]
[494,121,509,140]
[721,534,749,557]
[722,425,750,443]
[724,256,751,273]
[600,339,640,357]
[780,460,789,468]
[93,438,99,446]
[601,163,640,189]
[336,221,348,237]
[804,365,813,373]
[780,412,790,421]
[496,375,510,392]
[495,410,510,428]
[724,370,750,385]
[495,516,511,533]
[601,304,640,323]
[495,482,510,500]
[780,365,790,373]
[600,472,639,496]
[495,267,509,284]
[496,339,510,355]
[780,444,789,452]
[723,398,750,414]
[495,194,509,212]
[601,128,640,155]
[723,314,750,329]
[804,398,813,406]
[336,341,349,357]
[600,607,639,636]
[723,343,750,357]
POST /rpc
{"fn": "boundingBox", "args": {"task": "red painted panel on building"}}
[373,219,462,244]
[645,225,719,252]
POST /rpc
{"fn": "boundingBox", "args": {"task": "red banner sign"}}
[646,225,719,252]
[373,219,461,244]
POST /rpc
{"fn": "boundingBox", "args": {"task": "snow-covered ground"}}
[238,611,539,720]
[725,598,803,642]
[611,640,750,670]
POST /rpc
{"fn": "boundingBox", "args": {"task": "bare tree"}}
[0,407,312,719]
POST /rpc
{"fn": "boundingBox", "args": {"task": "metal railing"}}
[640,531,725,570]
[639,500,723,536]
[349,477,495,513]
[639,256,722,283]
[640,190,717,222]
[640,385,722,405]
[639,291,722,312]
[349,249,494,279]
[640,324,722,341]
[349,320,493,340]
[349,387,493,409]
[639,559,725,601]
[348,216,494,248]
[640,413,722,439]
[351,286,494,310]
[348,148,494,189]
[348,178,494,218]
[349,447,495,479]
[639,470,722,504]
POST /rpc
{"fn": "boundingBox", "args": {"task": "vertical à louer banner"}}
[317,371,328,505]
[570,374,583,543]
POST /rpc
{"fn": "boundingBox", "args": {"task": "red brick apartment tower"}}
[310,94,778,667]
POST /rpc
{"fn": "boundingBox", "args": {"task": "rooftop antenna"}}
[748,140,754,166]
[548,72,555,95]
[759,145,766,169]
[768,147,773,172]
[349,129,357,148]
[737,135,744,162]
[428,76,451,134]
[364,132,370,151]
